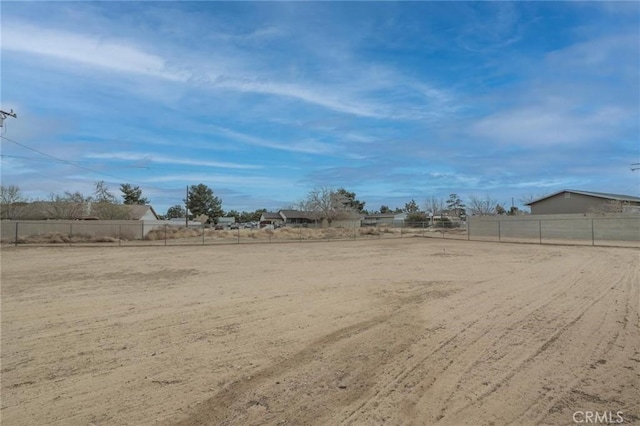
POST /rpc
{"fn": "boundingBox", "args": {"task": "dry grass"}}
[145,227,200,240]
[145,225,436,241]
[6,225,461,245]
[14,232,119,244]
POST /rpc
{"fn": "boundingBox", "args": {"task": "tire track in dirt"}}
[431,255,616,419]
[167,282,446,426]
[335,252,596,424]
[437,252,637,425]
[168,281,458,426]
[529,261,640,425]
[168,314,391,425]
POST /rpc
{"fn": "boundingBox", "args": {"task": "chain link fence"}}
[467,215,640,248]
[2,221,452,247]
[2,215,638,248]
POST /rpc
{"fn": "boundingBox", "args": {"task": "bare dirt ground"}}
[1,239,638,425]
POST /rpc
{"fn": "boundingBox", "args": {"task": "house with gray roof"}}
[525,190,640,215]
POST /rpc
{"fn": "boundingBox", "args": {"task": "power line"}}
[0,154,149,169]
[0,134,139,182]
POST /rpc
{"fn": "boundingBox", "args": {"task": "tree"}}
[44,191,91,219]
[166,205,186,219]
[425,197,445,216]
[300,187,358,225]
[91,181,131,219]
[379,205,392,214]
[495,204,507,215]
[468,195,498,216]
[186,184,223,223]
[120,184,149,205]
[406,211,429,224]
[446,194,466,218]
[94,181,117,203]
[335,188,366,213]
[508,206,521,215]
[404,199,419,213]
[225,209,241,222]
[0,185,26,219]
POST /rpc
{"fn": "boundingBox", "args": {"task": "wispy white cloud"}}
[2,22,189,81]
[3,20,460,121]
[141,173,291,188]
[470,105,632,147]
[86,152,261,170]
[210,126,335,155]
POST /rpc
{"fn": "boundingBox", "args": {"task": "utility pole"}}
[185,185,189,228]
[0,109,17,127]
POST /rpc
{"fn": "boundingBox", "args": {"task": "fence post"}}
[400,226,403,238]
[119,224,122,247]
[354,224,357,240]
[15,222,18,247]
[498,221,501,242]
[237,227,240,244]
[299,227,302,241]
[591,219,595,246]
[141,222,144,241]
[69,223,73,246]
[467,220,470,241]
[164,224,167,246]
[539,220,542,244]
[203,225,205,245]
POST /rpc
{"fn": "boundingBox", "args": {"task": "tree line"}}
[1,182,527,223]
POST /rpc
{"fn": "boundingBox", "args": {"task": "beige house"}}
[526,190,640,215]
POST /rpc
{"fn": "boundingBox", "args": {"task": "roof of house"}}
[278,210,317,220]
[125,204,159,220]
[7,202,159,220]
[526,190,640,205]
[261,212,282,220]
[364,213,396,219]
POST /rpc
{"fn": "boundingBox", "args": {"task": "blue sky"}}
[2,1,638,214]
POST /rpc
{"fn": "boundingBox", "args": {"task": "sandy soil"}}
[1,239,638,425]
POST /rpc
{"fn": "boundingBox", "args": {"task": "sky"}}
[2,1,639,214]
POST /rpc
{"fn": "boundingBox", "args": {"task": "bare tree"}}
[424,197,445,216]
[94,181,118,203]
[44,192,91,219]
[0,185,27,219]
[301,187,358,225]
[468,195,498,216]
[91,202,133,220]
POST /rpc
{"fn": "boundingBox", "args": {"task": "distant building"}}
[525,190,640,215]
[259,212,284,227]
[278,210,317,226]
[361,213,406,226]
[1,201,159,220]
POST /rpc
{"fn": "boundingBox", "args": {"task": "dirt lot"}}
[1,239,638,425]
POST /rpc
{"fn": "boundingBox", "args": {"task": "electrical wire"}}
[0,134,140,182]
[0,154,149,169]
